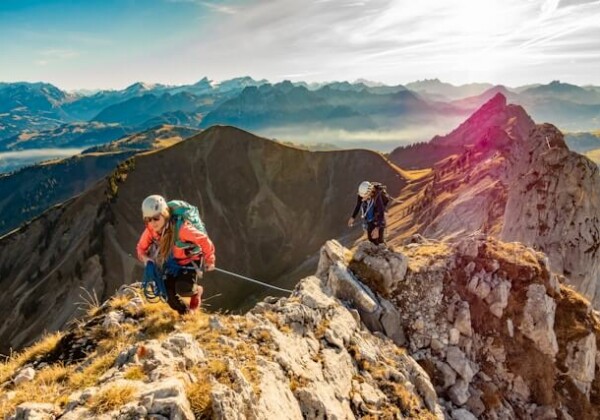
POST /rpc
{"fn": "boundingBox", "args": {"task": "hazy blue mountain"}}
[405,78,494,101]
[0,122,128,151]
[200,81,378,130]
[62,88,155,121]
[92,92,204,127]
[320,81,407,95]
[450,86,519,110]
[564,131,600,153]
[136,110,202,131]
[200,81,442,132]
[0,82,69,113]
[62,77,244,120]
[214,76,268,93]
[448,83,600,132]
[314,85,434,119]
[0,82,74,140]
[520,80,600,105]
[512,83,543,93]
[583,85,600,94]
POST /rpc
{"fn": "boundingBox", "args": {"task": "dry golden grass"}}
[585,148,600,164]
[179,311,210,336]
[93,322,139,353]
[123,365,147,381]
[156,136,183,148]
[87,384,136,414]
[35,363,70,385]
[393,382,421,412]
[186,366,213,418]
[68,349,119,390]
[401,241,452,272]
[0,361,78,418]
[139,301,178,338]
[108,295,133,311]
[78,287,101,318]
[206,360,228,379]
[255,329,273,344]
[0,331,63,384]
[0,381,63,418]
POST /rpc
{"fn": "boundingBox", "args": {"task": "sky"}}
[1,0,599,90]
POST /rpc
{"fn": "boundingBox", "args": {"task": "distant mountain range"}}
[1,77,599,170]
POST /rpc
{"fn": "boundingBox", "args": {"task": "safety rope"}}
[215,268,293,293]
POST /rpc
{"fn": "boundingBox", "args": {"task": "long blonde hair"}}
[157,208,174,265]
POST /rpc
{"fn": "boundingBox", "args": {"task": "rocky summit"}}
[1,232,599,419]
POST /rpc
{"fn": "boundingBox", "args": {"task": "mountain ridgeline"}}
[386,93,600,308]
[0,126,406,354]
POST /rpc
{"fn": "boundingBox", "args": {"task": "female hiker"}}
[347,181,389,245]
[136,194,216,314]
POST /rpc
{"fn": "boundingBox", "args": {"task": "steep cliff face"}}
[322,237,600,419]
[0,125,407,354]
[500,123,600,307]
[386,94,600,309]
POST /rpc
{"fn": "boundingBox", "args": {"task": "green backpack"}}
[167,200,207,254]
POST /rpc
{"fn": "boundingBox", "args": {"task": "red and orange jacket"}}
[136,221,216,266]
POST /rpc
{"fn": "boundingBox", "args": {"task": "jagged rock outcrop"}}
[323,237,600,419]
[0,274,442,419]
[500,123,600,307]
[3,233,600,419]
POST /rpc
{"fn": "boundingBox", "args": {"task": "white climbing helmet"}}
[358,181,373,198]
[142,195,168,218]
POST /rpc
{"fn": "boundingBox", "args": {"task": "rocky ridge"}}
[2,234,599,419]
[388,94,600,309]
[0,260,442,419]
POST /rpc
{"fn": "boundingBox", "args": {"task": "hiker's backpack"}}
[372,182,391,208]
[167,200,207,254]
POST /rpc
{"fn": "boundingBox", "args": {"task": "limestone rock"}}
[446,346,476,382]
[11,403,57,420]
[564,333,597,396]
[13,367,35,386]
[102,310,125,329]
[519,284,558,357]
[448,379,470,406]
[451,408,478,420]
[454,302,472,337]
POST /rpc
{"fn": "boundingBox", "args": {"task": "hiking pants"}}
[366,222,385,245]
[165,269,199,315]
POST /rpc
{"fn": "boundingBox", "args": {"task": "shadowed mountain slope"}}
[0,125,197,236]
[0,125,406,354]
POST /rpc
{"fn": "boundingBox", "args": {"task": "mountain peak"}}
[123,82,155,93]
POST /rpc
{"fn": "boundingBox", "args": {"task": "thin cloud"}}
[167,0,238,14]
[199,1,237,14]
[41,49,79,59]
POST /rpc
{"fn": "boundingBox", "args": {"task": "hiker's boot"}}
[189,288,202,311]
